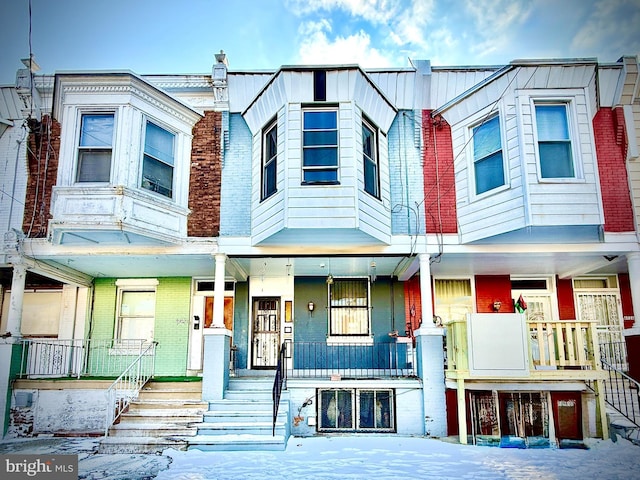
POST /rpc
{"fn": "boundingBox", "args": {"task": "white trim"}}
[116,278,159,287]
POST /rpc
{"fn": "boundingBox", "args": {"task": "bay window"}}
[141,120,175,198]
[363,117,379,197]
[77,113,114,182]
[262,119,278,200]
[302,109,338,183]
[535,103,575,178]
[472,115,505,194]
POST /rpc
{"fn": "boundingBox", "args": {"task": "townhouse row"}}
[0,51,639,447]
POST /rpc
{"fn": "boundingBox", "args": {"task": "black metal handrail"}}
[272,342,287,436]
[599,356,640,428]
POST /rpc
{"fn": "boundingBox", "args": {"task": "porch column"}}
[419,254,433,327]
[6,261,27,336]
[201,253,232,401]
[213,253,227,328]
[415,253,447,438]
[1,261,27,437]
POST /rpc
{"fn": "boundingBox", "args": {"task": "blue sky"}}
[1,0,639,85]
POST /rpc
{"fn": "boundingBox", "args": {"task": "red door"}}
[551,392,582,440]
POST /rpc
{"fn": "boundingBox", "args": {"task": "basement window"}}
[317,388,395,432]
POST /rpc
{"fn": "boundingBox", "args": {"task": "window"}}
[329,278,370,336]
[117,289,155,343]
[318,388,394,432]
[141,120,175,198]
[535,104,574,178]
[433,279,473,324]
[314,70,326,101]
[472,115,504,194]
[261,119,278,200]
[302,109,338,183]
[362,118,379,197]
[77,113,114,182]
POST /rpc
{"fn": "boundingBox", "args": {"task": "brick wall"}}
[422,110,457,234]
[22,116,60,238]
[188,111,222,237]
[593,108,635,232]
[474,275,514,313]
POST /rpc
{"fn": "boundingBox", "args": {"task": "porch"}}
[443,314,609,445]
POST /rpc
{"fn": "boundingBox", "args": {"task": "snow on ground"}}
[2,435,640,479]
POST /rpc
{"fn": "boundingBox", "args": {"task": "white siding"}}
[629,103,640,231]
[443,65,603,243]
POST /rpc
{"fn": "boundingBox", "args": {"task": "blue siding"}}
[220,113,252,236]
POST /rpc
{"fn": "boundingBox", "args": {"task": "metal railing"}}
[596,342,639,429]
[288,340,416,378]
[272,342,287,436]
[104,341,158,435]
[18,338,151,378]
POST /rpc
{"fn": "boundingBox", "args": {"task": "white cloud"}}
[571,0,640,60]
[295,20,395,67]
[286,0,403,24]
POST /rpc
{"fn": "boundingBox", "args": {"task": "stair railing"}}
[272,342,287,436]
[599,355,640,428]
[104,341,158,435]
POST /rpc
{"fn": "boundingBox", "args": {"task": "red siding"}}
[23,116,60,238]
[556,278,576,320]
[188,111,222,237]
[422,110,457,234]
[593,108,634,232]
[474,275,514,313]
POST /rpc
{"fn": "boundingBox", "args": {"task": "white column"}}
[627,253,640,328]
[6,262,27,336]
[213,253,227,328]
[419,253,434,328]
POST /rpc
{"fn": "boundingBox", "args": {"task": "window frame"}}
[115,279,159,344]
[362,115,380,198]
[317,388,395,433]
[140,118,176,199]
[261,117,278,201]
[327,277,372,341]
[532,100,580,181]
[76,112,115,183]
[470,114,506,196]
[302,107,339,185]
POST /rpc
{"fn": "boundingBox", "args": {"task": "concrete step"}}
[196,421,287,436]
[143,380,203,392]
[108,422,198,437]
[98,435,188,454]
[186,434,287,452]
[128,400,207,412]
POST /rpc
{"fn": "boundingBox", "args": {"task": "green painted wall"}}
[89,277,191,376]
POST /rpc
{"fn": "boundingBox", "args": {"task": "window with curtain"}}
[302,109,338,183]
[141,120,175,198]
[433,279,473,323]
[261,119,278,200]
[117,289,155,343]
[535,104,574,178]
[472,115,504,194]
[362,117,379,197]
[329,278,370,336]
[77,113,114,182]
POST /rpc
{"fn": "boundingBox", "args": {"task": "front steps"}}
[187,377,290,451]
[98,380,206,454]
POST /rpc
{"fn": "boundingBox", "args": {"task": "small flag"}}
[515,294,527,313]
